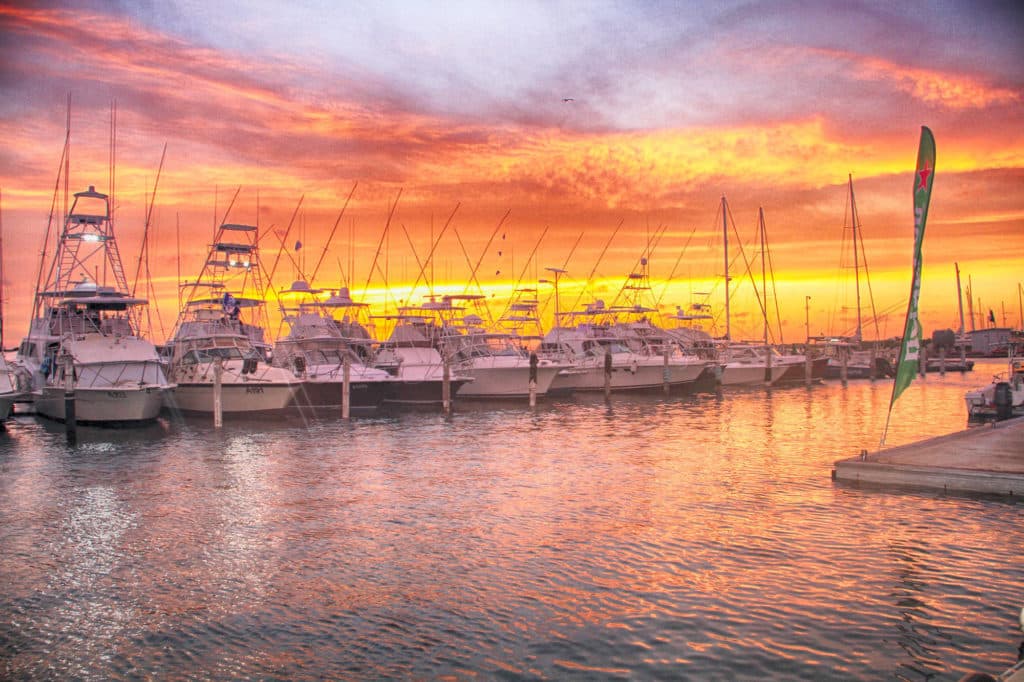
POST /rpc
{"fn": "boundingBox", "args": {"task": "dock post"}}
[919,344,927,378]
[840,347,848,384]
[804,346,812,385]
[213,356,223,428]
[663,347,671,395]
[63,353,76,444]
[764,344,773,385]
[528,352,538,408]
[869,345,877,381]
[604,350,612,399]
[442,357,451,414]
[342,353,351,420]
[939,346,946,376]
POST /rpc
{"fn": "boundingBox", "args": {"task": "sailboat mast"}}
[760,207,767,349]
[722,195,730,341]
[967,275,975,331]
[0,188,4,351]
[848,174,862,342]
[955,262,965,334]
[1018,282,1023,331]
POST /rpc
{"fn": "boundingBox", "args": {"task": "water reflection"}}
[0,362,1020,679]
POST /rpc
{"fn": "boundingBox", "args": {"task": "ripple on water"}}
[1,367,1021,680]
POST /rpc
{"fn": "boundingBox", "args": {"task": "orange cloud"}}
[852,55,1020,109]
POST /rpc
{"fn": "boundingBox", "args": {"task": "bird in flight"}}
[562,98,574,102]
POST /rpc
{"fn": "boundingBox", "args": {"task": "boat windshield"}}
[180,347,258,364]
[73,361,168,388]
[302,348,358,365]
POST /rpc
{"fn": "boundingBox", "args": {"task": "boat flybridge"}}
[405,294,562,399]
[371,300,474,406]
[15,186,174,424]
[539,300,713,393]
[272,282,393,415]
[164,223,299,416]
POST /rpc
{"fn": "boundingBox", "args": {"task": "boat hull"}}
[166,382,298,415]
[35,386,168,424]
[384,379,471,406]
[720,363,789,386]
[455,364,560,399]
[289,377,390,415]
[823,357,894,380]
[550,359,709,393]
[774,357,830,384]
[0,394,16,422]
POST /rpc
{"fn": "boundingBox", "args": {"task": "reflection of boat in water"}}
[16,186,174,424]
[165,223,299,416]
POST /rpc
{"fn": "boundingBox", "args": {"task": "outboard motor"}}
[994,381,1013,421]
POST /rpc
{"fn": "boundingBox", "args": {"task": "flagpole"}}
[880,126,935,449]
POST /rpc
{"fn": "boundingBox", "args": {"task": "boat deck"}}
[833,416,1024,496]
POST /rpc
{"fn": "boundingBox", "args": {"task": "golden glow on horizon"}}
[1,4,1021,346]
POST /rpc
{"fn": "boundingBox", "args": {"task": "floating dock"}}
[833,417,1024,496]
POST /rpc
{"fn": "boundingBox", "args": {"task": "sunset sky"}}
[1,1,1021,345]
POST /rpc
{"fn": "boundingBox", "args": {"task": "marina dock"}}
[833,417,1024,496]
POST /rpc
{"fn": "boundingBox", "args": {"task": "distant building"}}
[965,327,1023,356]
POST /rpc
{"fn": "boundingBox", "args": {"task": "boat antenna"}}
[403,202,460,302]
[176,212,182,313]
[608,223,668,312]
[400,223,431,299]
[212,186,241,243]
[109,99,117,235]
[459,208,510,297]
[565,217,625,315]
[655,219,705,315]
[0,187,4,350]
[310,181,357,283]
[132,143,166,296]
[504,225,550,318]
[361,189,402,300]
[64,93,69,237]
[264,194,304,287]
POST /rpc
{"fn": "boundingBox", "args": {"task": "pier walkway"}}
[833,416,1024,496]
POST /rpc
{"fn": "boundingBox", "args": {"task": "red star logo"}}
[917,160,932,191]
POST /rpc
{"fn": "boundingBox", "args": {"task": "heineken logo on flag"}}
[883,126,936,445]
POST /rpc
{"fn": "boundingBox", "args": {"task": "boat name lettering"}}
[106,391,127,399]
[245,386,265,394]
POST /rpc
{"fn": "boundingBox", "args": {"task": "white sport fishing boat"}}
[540,301,711,393]
[165,223,299,415]
[273,283,393,415]
[373,308,472,406]
[405,295,561,399]
[15,186,174,424]
[718,343,789,386]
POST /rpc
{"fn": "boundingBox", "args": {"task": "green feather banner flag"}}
[881,126,935,446]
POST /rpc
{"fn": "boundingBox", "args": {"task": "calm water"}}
[1,361,1021,680]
